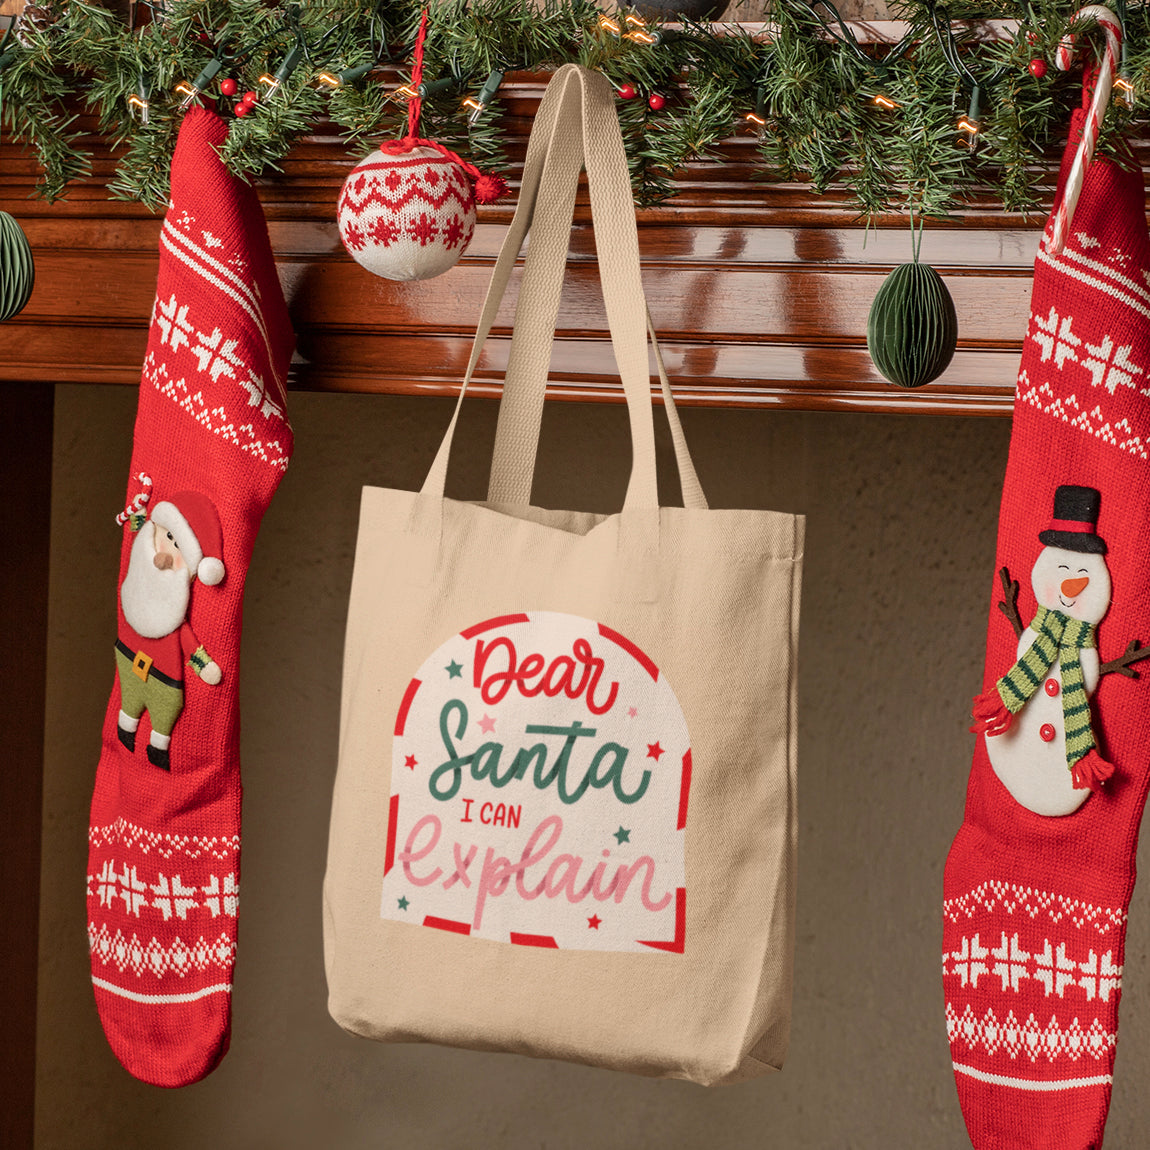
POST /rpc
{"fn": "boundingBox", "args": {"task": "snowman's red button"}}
[1045,679,1060,697]
[1040,723,1057,742]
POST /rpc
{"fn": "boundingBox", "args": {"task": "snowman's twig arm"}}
[996,566,1024,639]
[1100,639,1150,679]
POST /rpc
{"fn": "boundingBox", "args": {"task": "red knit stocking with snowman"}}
[942,97,1150,1147]
[87,107,293,1087]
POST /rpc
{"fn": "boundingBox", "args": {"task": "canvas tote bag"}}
[324,63,803,1087]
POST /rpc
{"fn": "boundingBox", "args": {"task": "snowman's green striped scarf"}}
[996,605,1098,771]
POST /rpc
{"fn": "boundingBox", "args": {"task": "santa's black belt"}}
[115,639,185,689]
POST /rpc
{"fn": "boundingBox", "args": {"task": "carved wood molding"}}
[0,72,1080,414]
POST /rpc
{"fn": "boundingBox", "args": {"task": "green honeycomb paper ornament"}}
[0,211,35,323]
[867,227,957,389]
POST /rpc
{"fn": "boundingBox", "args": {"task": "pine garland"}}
[0,0,1146,215]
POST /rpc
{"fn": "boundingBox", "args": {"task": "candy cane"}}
[1048,5,1123,254]
[115,472,153,526]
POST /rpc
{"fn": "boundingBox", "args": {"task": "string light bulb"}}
[128,95,149,122]
[383,72,462,102]
[745,86,768,127]
[957,84,981,146]
[1117,35,1134,105]
[598,14,621,34]
[259,41,306,99]
[315,61,376,89]
[619,13,658,44]
[177,54,224,110]
[872,93,898,110]
[464,69,504,125]
[127,74,152,123]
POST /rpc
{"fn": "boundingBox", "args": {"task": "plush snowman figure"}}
[974,485,1113,816]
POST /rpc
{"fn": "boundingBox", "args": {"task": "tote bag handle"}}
[485,70,706,511]
[419,64,705,512]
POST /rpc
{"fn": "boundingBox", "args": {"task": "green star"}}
[397,896,410,911]
[613,827,631,845]
[445,660,463,679]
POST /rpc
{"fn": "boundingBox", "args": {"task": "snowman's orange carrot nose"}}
[1062,576,1090,598]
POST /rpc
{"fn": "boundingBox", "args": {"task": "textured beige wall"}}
[37,387,1150,1148]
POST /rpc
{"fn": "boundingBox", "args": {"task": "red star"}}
[405,754,417,769]
[588,915,602,930]
[647,741,664,761]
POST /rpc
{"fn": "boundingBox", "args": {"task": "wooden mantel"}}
[0,72,1078,417]
[1,59,1134,1150]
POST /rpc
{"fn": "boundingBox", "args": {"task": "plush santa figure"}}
[115,490,226,771]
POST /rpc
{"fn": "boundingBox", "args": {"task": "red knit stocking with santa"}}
[942,100,1150,1146]
[87,107,293,1087]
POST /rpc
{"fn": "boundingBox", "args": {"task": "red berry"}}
[1028,57,1047,79]
[648,92,665,111]
[234,102,250,117]
[242,90,258,106]
[219,77,237,97]
[617,83,636,100]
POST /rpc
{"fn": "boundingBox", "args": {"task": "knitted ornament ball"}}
[337,145,480,282]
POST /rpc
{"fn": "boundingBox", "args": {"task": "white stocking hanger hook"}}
[1048,5,1125,254]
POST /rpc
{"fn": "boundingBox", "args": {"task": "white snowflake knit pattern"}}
[1021,228,1150,462]
[141,210,292,471]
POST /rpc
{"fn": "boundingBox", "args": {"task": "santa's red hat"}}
[150,492,225,585]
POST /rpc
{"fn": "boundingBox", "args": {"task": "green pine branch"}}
[0,0,1146,216]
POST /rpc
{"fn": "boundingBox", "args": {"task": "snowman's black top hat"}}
[1038,485,1107,554]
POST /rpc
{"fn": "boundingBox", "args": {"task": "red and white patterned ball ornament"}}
[338,144,483,282]
[337,9,509,281]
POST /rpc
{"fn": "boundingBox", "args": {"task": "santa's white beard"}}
[120,525,191,639]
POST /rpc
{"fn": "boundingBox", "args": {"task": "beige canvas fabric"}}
[324,64,804,1086]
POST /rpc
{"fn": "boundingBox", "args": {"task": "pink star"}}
[405,755,417,770]
[477,714,496,735]
[647,741,664,761]
[627,707,638,718]
[588,914,602,930]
